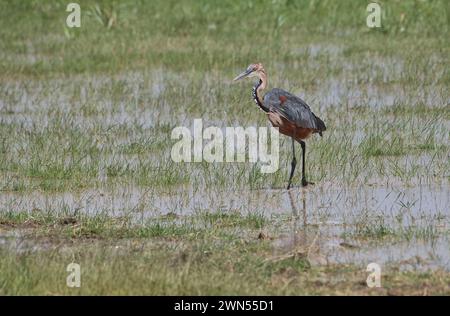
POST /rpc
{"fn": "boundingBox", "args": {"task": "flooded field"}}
[0,1,449,295]
[1,182,449,271]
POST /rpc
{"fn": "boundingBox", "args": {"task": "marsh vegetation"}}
[0,0,449,295]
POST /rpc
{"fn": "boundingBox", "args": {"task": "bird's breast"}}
[267,112,313,141]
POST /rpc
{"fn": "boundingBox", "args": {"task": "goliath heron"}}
[234,63,326,189]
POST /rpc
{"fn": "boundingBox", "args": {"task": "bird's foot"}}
[287,179,314,190]
[301,179,314,187]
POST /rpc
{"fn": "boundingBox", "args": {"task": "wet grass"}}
[1,211,449,295]
[0,99,447,192]
[0,0,449,295]
[0,208,268,239]
[343,217,444,242]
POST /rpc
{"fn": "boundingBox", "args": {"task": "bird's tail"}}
[312,113,326,137]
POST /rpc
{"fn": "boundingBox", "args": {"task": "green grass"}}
[0,0,449,295]
[1,210,449,295]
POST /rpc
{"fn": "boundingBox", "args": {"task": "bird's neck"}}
[252,71,269,113]
[257,70,268,100]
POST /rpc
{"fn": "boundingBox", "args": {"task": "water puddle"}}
[0,181,448,269]
[272,189,449,271]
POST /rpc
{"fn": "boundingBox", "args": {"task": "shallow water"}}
[273,188,449,271]
[329,238,450,271]
[0,64,449,271]
[274,223,450,271]
[2,181,447,218]
[1,181,448,270]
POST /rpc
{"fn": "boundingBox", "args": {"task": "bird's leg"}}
[287,138,297,190]
[300,141,314,187]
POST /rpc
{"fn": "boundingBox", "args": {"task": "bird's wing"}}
[263,88,321,130]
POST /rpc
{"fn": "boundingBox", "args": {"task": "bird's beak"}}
[233,69,253,81]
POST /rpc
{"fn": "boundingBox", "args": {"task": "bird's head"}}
[233,63,265,81]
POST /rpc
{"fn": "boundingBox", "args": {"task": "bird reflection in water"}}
[286,188,326,265]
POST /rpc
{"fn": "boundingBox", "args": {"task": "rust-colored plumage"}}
[267,112,314,141]
[234,63,326,189]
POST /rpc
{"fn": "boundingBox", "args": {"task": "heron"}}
[234,63,326,189]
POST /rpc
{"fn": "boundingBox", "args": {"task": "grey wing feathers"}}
[263,88,326,133]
